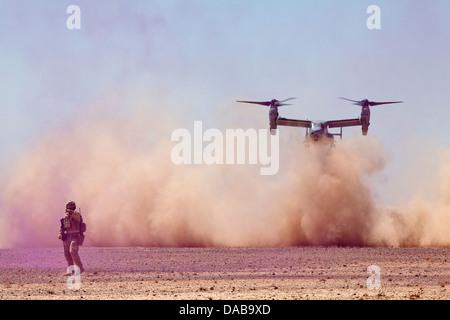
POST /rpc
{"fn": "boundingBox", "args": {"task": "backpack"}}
[80,216,87,233]
[78,209,87,245]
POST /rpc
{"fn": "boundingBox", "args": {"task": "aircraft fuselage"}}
[305,121,335,145]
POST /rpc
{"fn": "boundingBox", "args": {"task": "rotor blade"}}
[369,101,404,106]
[340,97,404,107]
[236,100,272,106]
[339,97,361,104]
[279,97,296,103]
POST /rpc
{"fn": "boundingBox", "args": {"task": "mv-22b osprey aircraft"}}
[236,97,403,145]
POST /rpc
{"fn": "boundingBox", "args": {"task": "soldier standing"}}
[58,200,85,276]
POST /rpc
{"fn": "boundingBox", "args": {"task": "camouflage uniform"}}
[59,201,84,275]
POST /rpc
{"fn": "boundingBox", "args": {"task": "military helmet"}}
[66,201,76,210]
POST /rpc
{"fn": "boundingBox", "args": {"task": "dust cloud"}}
[0,103,449,248]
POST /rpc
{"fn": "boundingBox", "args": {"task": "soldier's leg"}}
[63,239,74,266]
[69,238,84,273]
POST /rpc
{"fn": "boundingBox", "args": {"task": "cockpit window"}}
[311,122,323,133]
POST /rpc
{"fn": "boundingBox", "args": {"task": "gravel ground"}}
[0,246,449,300]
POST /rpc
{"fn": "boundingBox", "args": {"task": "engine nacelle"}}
[269,107,279,135]
[360,107,371,136]
[362,126,368,136]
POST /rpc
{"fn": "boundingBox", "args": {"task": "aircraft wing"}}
[277,117,312,128]
[326,118,361,128]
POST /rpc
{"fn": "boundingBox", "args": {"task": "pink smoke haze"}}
[0,103,449,249]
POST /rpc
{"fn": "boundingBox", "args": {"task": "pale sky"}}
[1,1,450,205]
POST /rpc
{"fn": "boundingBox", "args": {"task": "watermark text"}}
[367,265,381,289]
[171,121,279,175]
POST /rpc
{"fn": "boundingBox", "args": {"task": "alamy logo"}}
[367,265,381,289]
[66,265,81,290]
[171,121,279,175]
[367,5,381,30]
[66,5,81,30]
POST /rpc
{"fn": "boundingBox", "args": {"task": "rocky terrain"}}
[0,246,448,300]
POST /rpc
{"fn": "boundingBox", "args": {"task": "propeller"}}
[236,97,296,107]
[340,97,403,107]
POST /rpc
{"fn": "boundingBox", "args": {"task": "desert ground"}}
[0,246,448,300]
